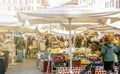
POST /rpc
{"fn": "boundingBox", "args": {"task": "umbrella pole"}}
[68,18,72,74]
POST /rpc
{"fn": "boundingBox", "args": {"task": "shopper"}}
[75,35,82,48]
[16,36,25,62]
[114,42,120,74]
[100,36,115,74]
[45,36,49,49]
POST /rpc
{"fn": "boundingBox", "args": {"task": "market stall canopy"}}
[0,15,22,26]
[62,22,99,30]
[18,5,120,24]
[51,29,83,35]
[0,26,19,33]
[18,12,108,24]
[20,5,120,18]
[109,21,120,28]
[0,25,42,35]
[37,22,98,32]
[16,27,42,35]
[0,15,43,35]
[82,25,120,34]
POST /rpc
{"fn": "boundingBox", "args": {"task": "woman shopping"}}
[100,36,115,74]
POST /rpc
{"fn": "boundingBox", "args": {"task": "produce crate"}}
[68,60,81,67]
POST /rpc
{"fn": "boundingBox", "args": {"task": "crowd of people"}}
[2,33,120,74]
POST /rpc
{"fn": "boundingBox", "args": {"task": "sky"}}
[48,0,71,7]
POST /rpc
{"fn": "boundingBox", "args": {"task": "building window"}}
[8,6,10,11]
[110,0,113,7]
[79,0,82,4]
[30,6,33,10]
[105,2,108,8]
[83,0,87,2]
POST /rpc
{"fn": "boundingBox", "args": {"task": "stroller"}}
[80,62,95,74]
[80,56,101,74]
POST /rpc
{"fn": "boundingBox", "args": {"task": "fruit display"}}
[59,42,64,48]
[50,48,60,54]
[85,48,91,54]
[74,48,80,54]
[85,54,103,66]
[81,58,90,65]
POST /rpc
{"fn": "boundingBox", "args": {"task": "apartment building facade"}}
[78,0,120,8]
[0,0,49,16]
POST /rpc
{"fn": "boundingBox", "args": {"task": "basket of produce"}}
[50,48,60,54]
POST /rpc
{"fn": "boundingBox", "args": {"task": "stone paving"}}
[5,59,42,74]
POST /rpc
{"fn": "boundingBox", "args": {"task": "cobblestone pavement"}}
[5,58,42,74]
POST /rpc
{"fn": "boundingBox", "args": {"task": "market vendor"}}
[90,38,100,54]
[75,35,83,48]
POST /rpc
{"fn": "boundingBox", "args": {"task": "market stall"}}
[19,4,120,74]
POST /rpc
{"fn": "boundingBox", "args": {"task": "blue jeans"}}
[17,50,23,62]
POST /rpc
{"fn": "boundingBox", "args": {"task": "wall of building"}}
[78,0,120,8]
[0,0,49,16]
[78,0,95,8]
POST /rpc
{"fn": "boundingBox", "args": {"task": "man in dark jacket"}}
[16,36,25,62]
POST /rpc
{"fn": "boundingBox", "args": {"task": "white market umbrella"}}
[109,21,120,28]
[0,15,22,32]
[19,5,120,74]
[0,15,22,26]
[19,5,120,24]
[20,5,120,18]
